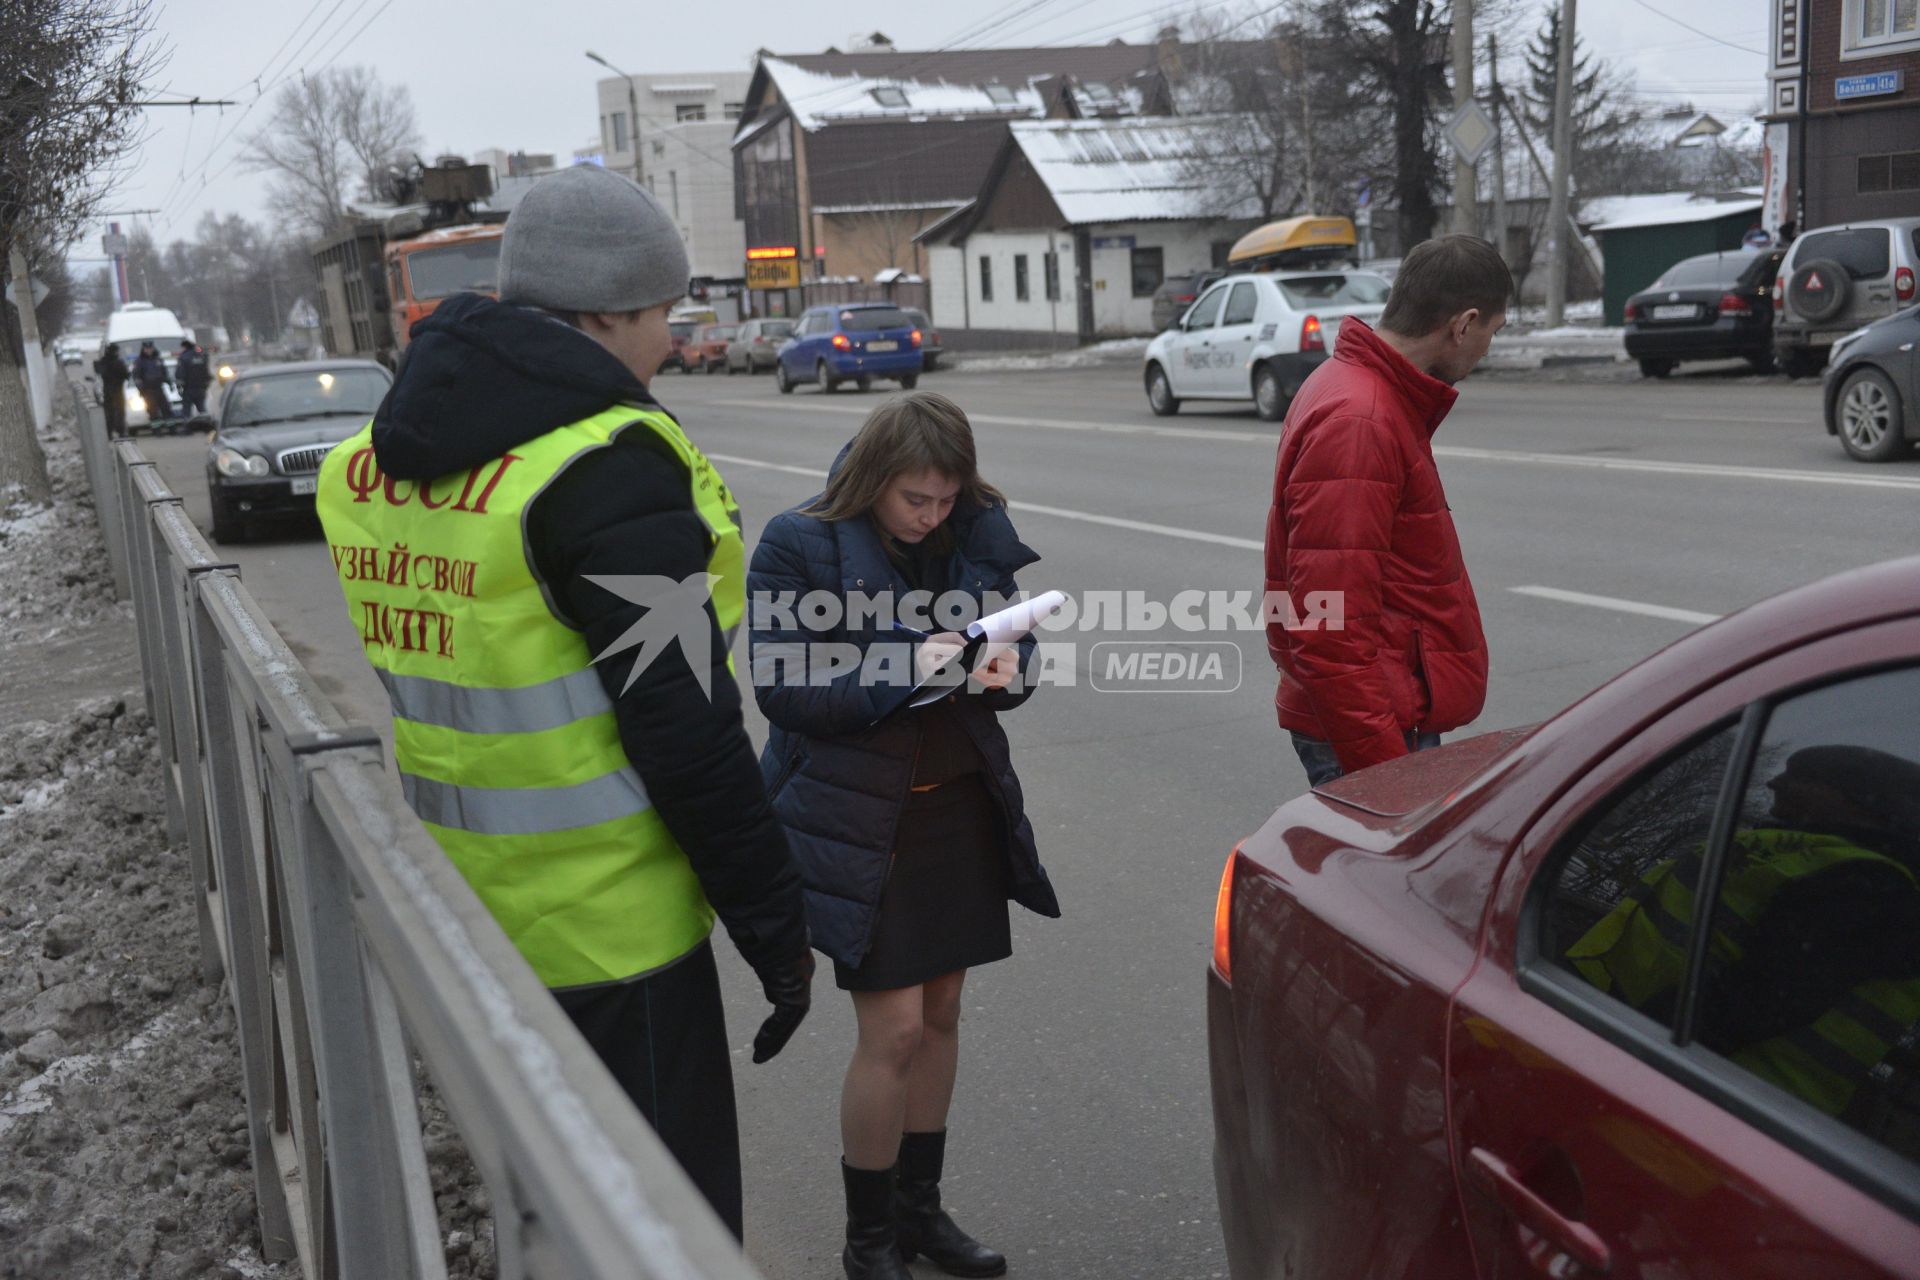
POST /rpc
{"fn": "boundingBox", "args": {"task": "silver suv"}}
[1773,217,1920,378]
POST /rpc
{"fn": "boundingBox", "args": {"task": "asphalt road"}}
[125,360,1915,1279]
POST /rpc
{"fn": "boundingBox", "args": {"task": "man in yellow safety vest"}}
[316,164,812,1237]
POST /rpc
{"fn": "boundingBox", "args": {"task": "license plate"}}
[866,340,898,352]
[290,476,317,496]
[1651,304,1697,320]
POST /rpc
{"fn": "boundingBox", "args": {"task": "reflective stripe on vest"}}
[1566,828,1920,1117]
[316,403,746,989]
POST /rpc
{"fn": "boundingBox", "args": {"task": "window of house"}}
[676,103,707,123]
[1211,240,1236,269]
[1014,254,1031,302]
[871,86,910,108]
[985,84,1019,106]
[611,112,629,153]
[979,255,993,302]
[1858,0,1920,43]
[1130,247,1164,298]
[1043,251,1061,301]
[724,102,745,120]
[1858,151,1920,194]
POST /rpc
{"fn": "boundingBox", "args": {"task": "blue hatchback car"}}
[775,302,924,394]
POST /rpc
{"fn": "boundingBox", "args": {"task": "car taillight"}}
[1624,300,1640,322]
[1176,293,1196,304]
[832,333,850,350]
[910,329,922,347]
[1717,292,1751,315]
[1773,275,1784,311]
[1212,848,1239,983]
[1898,266,1916,302]
[1299,315,1324,352]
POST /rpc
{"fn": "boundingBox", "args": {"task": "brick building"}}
[1764,0,1920,233]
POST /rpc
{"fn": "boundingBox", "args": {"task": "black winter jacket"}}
[132,352,170,388]
[747,480,1061,968]
[367,293,809,977]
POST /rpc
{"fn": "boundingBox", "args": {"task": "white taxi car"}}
[1142,268,1391,421]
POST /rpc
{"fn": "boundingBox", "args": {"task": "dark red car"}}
[690,323,737,375]
[1209,557,1920,1279]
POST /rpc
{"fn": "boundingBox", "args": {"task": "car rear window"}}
[1795,228,1892,280]
[840,307,911,332]
[669,322,696,338]
[705,326,736,340]
[1655,255,1737,288]
[762,320,794,336]
[1276,273,1391,309]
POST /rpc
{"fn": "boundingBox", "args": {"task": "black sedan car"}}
[204,360,391,542]
[1624,249,1783,378]
[1823,304,1919,463]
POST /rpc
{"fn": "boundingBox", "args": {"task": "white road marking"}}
[706,396,1920,491]
[707,452,1266,550]
[1659,412,1807,424]
[1510,585,1722,625]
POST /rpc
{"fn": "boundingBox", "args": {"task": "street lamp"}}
[585,51,643,188]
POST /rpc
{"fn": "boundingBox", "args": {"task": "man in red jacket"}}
[1264,235,1512,784]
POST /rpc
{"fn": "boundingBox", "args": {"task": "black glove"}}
[751,949,815,1064]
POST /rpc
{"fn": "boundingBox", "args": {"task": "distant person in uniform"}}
[176,338,212,416]
[131,342,173,421]
[92,342,129,438]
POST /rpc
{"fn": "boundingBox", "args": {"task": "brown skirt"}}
[834,773,1013,991]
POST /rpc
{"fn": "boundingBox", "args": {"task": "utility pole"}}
[1451,0,1478,236]
[1544,0,1577,327]
[1488,33,1507,259]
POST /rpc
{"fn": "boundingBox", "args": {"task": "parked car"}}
[725,318,796,373]
[664,317,698,372]
[688,323,737,374]
[1151,269,1229,332]
[774,303,923,395]
[1823,304,1919,463]
[1142,269,1391,421]
[1625,248,1783,377]
[902,307,943,371]
[1208,556,1920,1280]
[203,360,391,543]
[1774,217,1920,378]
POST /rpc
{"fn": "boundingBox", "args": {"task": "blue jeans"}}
[1290,730,1442,787]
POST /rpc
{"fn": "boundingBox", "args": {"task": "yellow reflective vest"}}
[1567,827,1920,1118]
[316,404,746,989]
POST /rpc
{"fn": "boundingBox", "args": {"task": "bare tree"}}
[242,66,420,236]
[0,0,161,502]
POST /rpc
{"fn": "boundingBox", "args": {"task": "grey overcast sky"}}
[111,0,1768,249]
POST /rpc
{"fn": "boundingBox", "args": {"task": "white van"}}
[100,303,191,429]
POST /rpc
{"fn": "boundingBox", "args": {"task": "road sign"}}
[101,231,128,257]
[1446,100,1497,166]
[1835,71,1901,101]
[4,274,51,308]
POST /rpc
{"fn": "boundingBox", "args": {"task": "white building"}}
[594,70,752,286]
[917,116,1263,340]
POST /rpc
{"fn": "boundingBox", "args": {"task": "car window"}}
[706,326,736,340]
[404,239,501,301]
[1185,285,1228,330]
[224,369,390,428]
[764,320,794,337]
[1543,722,1743,1031]
[1276,273,1392,309]
[1656,256,1736,288]
[1221,282,1260,326]
[840,307,911,331]
[1795,228,1893,280]
[669,322,696,339]
[1689,667,1920,1159]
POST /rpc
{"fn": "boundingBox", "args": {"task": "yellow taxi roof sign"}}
[1227,216,1358,268]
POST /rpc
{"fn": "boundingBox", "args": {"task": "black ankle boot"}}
[894,1131,1007,1277]
[843,1160,913,1280]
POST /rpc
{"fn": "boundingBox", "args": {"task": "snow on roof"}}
[1008,116,1263,224]
[761,57,1038,129]
[1588,193,1763,232]
[649,82,717,95]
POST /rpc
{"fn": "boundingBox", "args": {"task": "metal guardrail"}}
[66,384,766,1280]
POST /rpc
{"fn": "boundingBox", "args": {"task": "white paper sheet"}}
[908,589,1065,707]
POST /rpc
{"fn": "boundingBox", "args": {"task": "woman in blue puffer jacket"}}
[748,391,1059,1280]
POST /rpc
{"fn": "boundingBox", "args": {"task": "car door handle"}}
[1466,1147,1611,1275]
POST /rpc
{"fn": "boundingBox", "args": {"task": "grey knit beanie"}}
[496,165,690,313]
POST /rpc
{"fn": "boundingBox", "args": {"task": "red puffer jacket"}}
[1263,318,1488,773]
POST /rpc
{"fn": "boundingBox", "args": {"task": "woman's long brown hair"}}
[802,392,1006,533]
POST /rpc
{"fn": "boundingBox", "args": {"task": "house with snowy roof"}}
[728,36,1263,320]
[913,116,1266,341]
